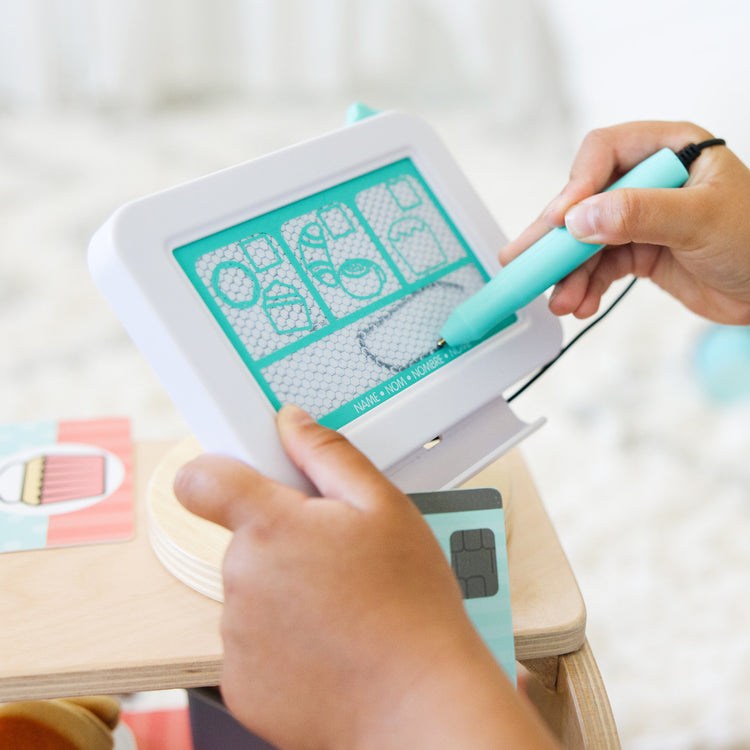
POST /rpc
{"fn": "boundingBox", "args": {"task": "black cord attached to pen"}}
[675,138,726,169]
[506,277,638,403]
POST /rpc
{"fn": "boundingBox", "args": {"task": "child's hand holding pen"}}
[500,121,750,324]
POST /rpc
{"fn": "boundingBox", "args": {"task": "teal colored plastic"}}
[345,102,381,124]
[440,147,690,346]
[694,324,750,402]
[411,488,515,683]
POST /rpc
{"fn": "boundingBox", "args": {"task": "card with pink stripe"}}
[0,417,133,552]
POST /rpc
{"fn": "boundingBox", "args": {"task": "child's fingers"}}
[544,121,715,224]
[564,185,714,249]
[497,217,553,266]
[550,242,664,319]
[502,122,715,268]
[276,404,409,513]
[174,453,307,532]
[547,266,594,317]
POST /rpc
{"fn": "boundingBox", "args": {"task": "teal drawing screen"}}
[174,158,504,429]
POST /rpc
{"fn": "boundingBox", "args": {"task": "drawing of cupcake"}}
[0,445,124,516]
[388,217,447,276]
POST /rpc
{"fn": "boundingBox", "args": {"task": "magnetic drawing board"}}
[173,157,506,429]
[88,111,562,492]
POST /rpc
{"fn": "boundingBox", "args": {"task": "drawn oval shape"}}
[357,281,465,372]
[211,261,260,308]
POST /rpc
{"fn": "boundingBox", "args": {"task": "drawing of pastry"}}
[337,258,387,300]
[0,445,124,516]
[388,217,447,276]
[298,221,337,287]
[262,281,313,335]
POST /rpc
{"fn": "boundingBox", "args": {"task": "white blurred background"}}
[1,1,749,748]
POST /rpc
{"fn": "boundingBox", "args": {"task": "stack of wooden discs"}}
[146,437,514,602]
[146,438,227,602]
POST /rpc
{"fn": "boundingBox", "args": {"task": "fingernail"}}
[278,403,313,426]
[565,199,599,241]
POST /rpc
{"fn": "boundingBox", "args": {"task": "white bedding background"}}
[1,2,749,748]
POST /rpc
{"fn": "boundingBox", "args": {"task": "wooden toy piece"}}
[0,695,121,750]
[146,436,514,603]
[147,437,228,602]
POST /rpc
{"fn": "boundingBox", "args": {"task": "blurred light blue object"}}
[694,325,750,402]
[346,101,380,124]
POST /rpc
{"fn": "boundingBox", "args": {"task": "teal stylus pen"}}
[439,140,725,348]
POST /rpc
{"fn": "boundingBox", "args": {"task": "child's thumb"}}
[277,405,405,511]
[565,187,706,249]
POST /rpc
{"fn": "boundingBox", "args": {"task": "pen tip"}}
[437,338,446,349]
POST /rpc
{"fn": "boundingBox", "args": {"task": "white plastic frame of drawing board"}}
[88,111,562,493]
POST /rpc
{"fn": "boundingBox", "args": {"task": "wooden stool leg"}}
[520,640,620,750]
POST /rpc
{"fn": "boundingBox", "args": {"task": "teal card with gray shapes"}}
[409,487,515,682]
